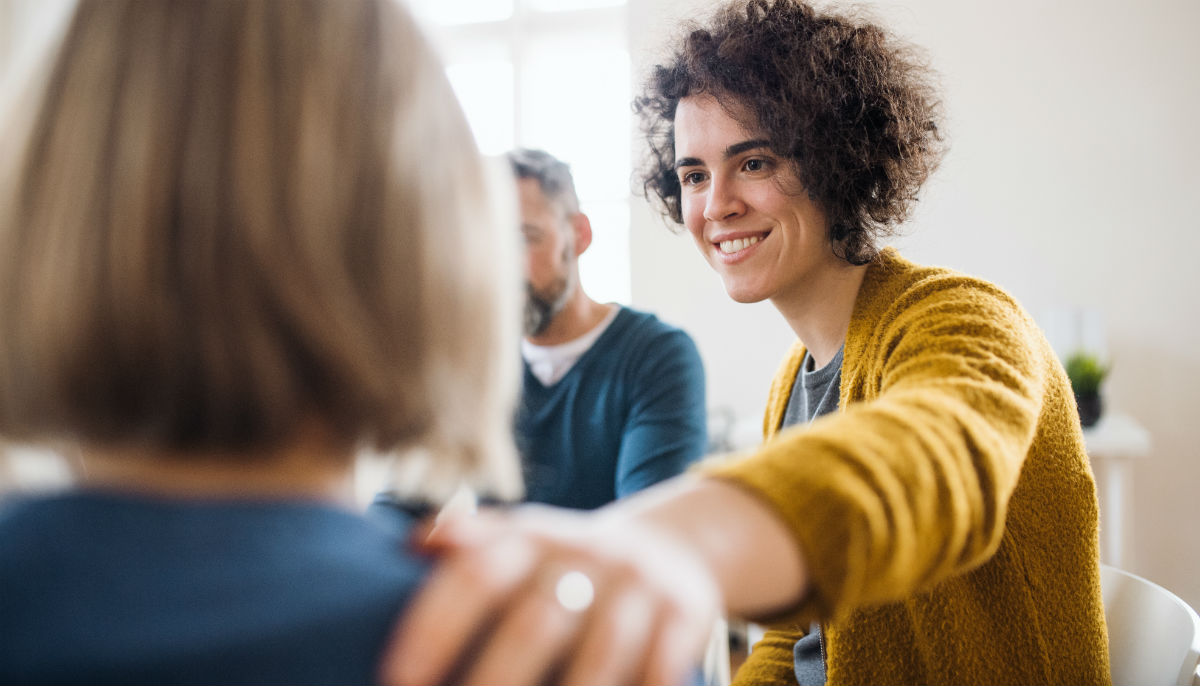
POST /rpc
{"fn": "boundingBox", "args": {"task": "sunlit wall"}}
[408,0,633,306]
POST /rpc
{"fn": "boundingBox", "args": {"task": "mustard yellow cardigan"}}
[703,249,1110,685]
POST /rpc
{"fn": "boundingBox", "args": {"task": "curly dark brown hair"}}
[636,0,946,265]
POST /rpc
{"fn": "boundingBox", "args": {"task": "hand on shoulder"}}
[380,502,721,686]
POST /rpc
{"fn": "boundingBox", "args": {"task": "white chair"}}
[1101,563,1200,686]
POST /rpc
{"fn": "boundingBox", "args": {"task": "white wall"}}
[629,0,1200,610]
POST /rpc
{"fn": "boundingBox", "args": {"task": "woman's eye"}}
[744,158,768,172]
[680,171,706,185]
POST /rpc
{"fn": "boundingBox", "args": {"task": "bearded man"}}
[510,148,708,508]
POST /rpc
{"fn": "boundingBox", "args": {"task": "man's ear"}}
[571,212,592,257]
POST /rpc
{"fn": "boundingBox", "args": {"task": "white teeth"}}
[718,235,761,254]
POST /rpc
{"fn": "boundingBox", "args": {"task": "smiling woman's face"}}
[673,94,836,306]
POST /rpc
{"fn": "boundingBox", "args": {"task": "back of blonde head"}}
[0,0,522,500]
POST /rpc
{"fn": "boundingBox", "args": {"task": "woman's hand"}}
[379,503,722,686]
[379,475,809,685]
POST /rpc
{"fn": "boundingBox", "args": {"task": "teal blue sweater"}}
[517,307,707,509]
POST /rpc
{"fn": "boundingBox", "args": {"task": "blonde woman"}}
[0,0,520,683]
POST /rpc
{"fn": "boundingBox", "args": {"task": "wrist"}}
[600,475,809,618]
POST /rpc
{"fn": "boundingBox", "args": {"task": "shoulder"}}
[872,249,1016,298]
[855,249,1031,338]
[0,491,425,573]
[0,492,429,638]
[846,250,1053,392]
[0,494,50,561]
[587,308,704,394]
[0,493,427,684]
[609,306,700,353]
[626,311,703,381]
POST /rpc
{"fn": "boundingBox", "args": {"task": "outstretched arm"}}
[380,475,808,686]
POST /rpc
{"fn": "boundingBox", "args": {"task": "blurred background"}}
[2,0,1197,613]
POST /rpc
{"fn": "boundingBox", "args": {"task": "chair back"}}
[1101,564,1200,686]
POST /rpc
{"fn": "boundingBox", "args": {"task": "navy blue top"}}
[516,306,708,509]
[0,490,427,685]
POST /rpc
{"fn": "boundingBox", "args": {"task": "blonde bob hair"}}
[0,0,522,500]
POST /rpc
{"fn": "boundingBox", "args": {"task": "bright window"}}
[406,0,632,305]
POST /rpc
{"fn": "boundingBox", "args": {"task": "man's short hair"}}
[507,148,581,217]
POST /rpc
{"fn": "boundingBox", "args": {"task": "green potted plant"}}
[1065,351,1110,428]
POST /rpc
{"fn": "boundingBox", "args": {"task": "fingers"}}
[629,530,722,686]
[456,567,590,685]
[560,572,714,686]
[380,528,537,686]
[639,599,715,686]
[380,506,723,686]
[559,582,657,686]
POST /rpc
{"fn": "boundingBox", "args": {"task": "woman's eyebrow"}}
[725,139,771,157]
[675,139,771,169]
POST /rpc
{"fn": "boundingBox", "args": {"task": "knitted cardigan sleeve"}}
[702,252,1056,629]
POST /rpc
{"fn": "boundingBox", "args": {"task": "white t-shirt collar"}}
[522,305,620,386]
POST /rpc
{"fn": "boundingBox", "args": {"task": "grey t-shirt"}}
[782,345,843,427]
[781,344,843,686]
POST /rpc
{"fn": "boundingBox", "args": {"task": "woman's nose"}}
[702,177,745,223]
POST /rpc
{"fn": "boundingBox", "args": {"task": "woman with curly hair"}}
[384,2,1110,684]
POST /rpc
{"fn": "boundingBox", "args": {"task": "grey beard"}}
[523,280,570,337]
